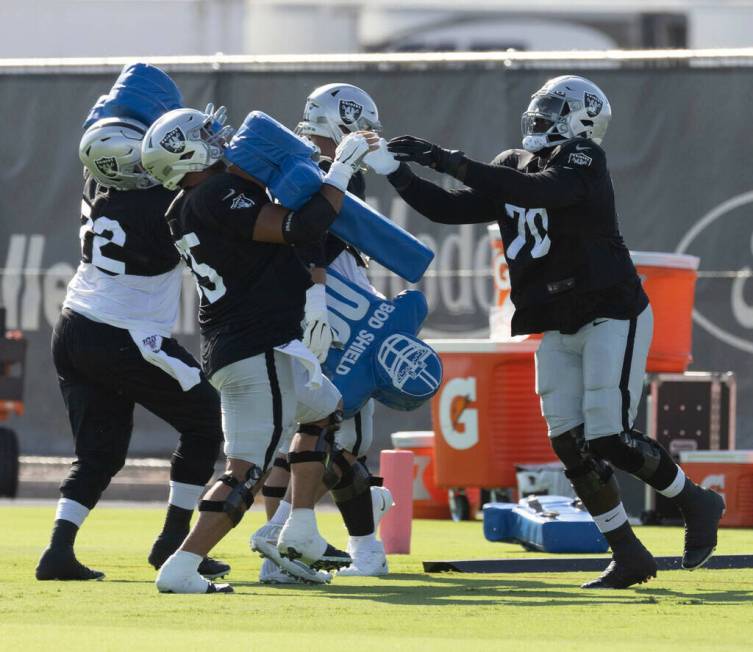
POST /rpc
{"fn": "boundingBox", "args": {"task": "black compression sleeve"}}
[460,158,588,208]
[281,193,338,245]
[386,163,499,225]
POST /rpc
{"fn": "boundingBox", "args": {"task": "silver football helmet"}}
[296,83,382,145]
[521,75,611,153]
[79,118,157,190]
[141,104,233,190]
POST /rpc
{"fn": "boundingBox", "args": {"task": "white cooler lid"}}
[630,250,700,270]
[426,338,540,353]
[487,223,500,238]
[391,431,434,449]
[680,450,753,464]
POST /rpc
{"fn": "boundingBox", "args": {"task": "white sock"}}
[168,550,203,573]
[269,500,292,527]
[592,503,628,534]
[658,467,686,498]
[350,533,376,550]
[55,498,90,528]
[168,481,204,511]
[287,508,317,529]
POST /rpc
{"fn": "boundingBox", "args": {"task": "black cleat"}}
[680,488,726,570]
[310,544,353,572]
[205,582,234,594]
[36,547,105,581]
[149,534,231,579]
[582,540,657,589]
[197,557,231,580]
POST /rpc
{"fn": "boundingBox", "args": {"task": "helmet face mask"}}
[141,106,233,190]
[521,76,611,153]
[295,83,381,146]
[79,118,158,191]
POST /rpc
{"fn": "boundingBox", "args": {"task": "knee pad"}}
[330,458,372,504]
[288,410,343,488]
[588,430,661,481]
[198,466,263,527]
[551,426,620,515]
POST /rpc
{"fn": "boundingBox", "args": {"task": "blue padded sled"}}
[83,62,184,129]
[226,111,435,283]
[323,269,442,418]
[483,496,608,554]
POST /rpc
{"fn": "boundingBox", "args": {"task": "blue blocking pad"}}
[226,111,435,283]
[483,496,609,554]
[83,63,184,129]
[322,269,442,418]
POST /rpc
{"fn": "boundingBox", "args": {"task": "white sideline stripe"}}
[19,455,172,468]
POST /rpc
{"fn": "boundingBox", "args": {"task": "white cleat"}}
[259,557,331,585]
[338,539,389,577]
[156,553,232,594]
[372,485,395,529]
[278,509,351,571]
[251,522,331,585]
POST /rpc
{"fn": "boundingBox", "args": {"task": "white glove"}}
[364,138,399,175]
[302,284,335,363]
[323,132,372,192]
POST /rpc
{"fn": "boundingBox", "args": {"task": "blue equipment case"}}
[483,495,609,554]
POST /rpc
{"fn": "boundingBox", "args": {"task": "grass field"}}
[1,504,752,651]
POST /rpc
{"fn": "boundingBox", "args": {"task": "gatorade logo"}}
[439,377,479,450]
[412,454,432,501]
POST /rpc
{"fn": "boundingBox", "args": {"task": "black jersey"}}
[80,175,179,276]
[388,139,648,335]
[165,171,312,376]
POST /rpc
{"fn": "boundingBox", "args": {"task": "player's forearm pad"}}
[83,63,184,129]
[282,194,338,245]
[226,111,435,283]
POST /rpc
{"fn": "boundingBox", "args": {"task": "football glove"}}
[387,135,465,176]
[323,132,378,192]
[302,283,335,363]
[364,138,400,175]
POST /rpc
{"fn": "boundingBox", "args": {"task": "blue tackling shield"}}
[83,63,184,129]
[225,111,435,283]
[322,270,442,418]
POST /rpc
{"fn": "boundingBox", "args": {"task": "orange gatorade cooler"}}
[679,450,753,527]
[630,251,699,373]
[391,431,450,519]
[427,339,556,491]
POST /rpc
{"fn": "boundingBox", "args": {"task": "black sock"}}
[160,504,192,538]
[672,477,703,512]
[603,521,641,554]
[50,519,79,549]
[336,490,375,537]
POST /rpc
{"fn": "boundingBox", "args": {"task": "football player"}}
[251,83,395,583]
[36,116,228,582]
[141,106,379,593]
[376,75,725,589]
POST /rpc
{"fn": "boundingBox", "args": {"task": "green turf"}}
[1,505,752,651]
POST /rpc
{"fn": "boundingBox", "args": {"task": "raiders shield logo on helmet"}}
[160,127,186,154]
[94,156,118,178]
[339,99,363,125]
[584,92,603,117]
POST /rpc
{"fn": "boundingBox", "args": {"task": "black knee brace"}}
[551,426,621,515]
[588,429,676,488]
[288,410,344,489]
[261,457,290,498]
[330,457,371,504]
[198,466,263,527]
